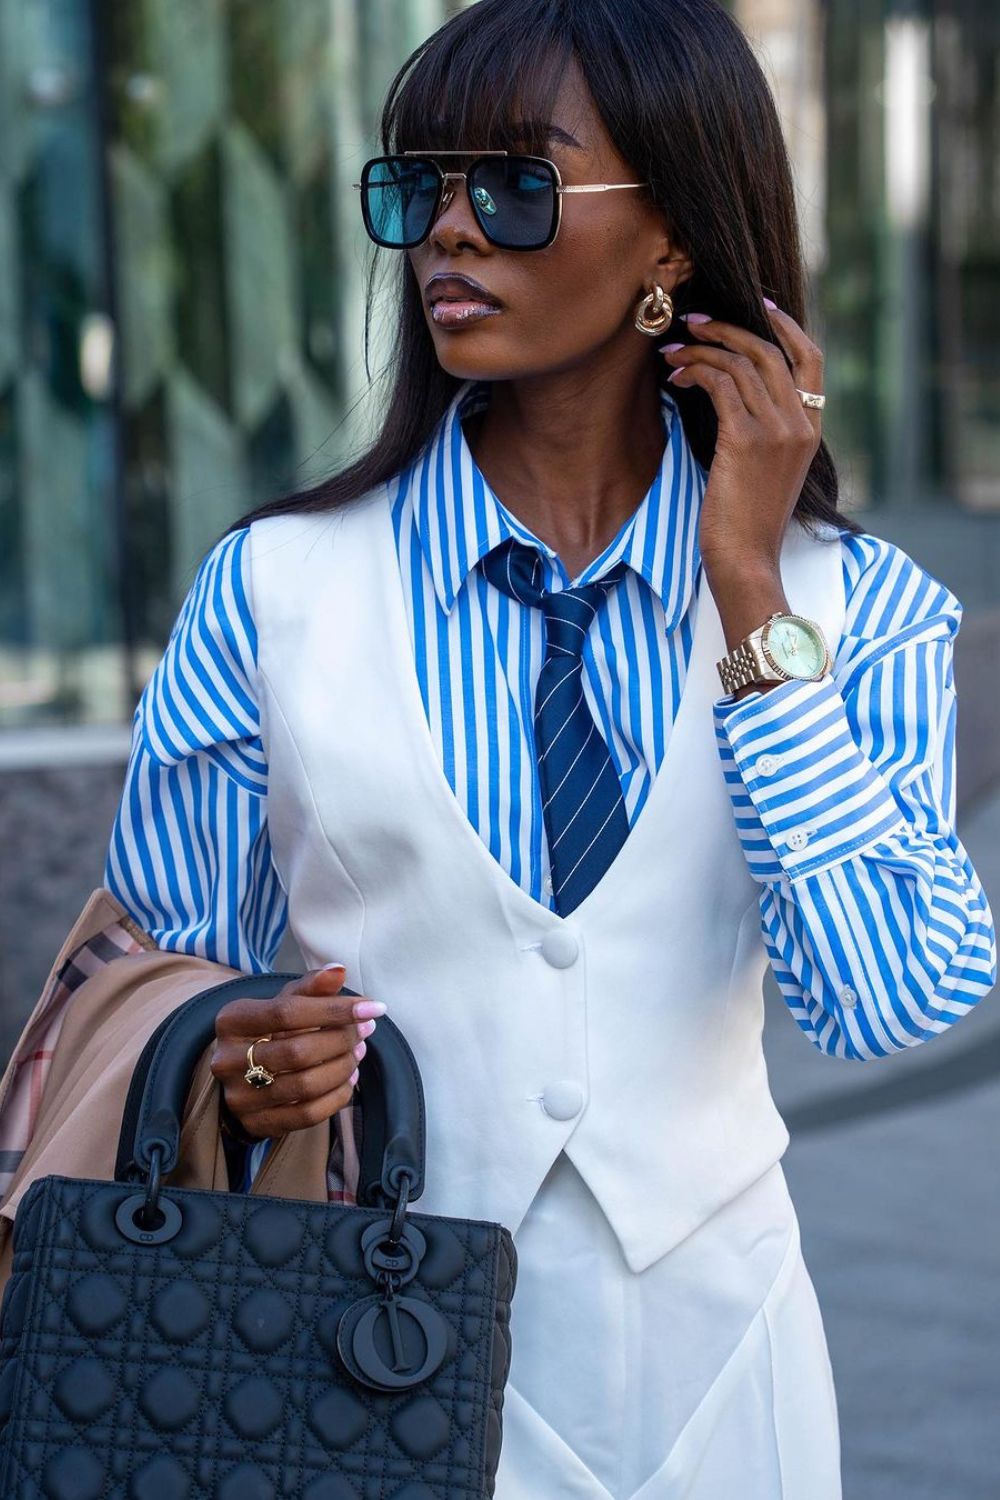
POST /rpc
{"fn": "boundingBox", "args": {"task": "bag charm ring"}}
[244,1035,275,1088]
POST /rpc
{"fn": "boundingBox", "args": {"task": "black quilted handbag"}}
[0,972,517,1499]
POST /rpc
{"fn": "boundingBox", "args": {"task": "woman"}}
[103,2,996,1496]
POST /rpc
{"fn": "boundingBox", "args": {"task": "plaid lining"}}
[0,919,362,1206]
[327,1097,362,1204]
[0,920,148,1206]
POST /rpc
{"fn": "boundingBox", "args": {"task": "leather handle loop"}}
[113,972,426,1205]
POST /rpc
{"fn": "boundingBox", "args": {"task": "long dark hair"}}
[222,0,862,543]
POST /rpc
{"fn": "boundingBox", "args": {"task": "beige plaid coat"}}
[0,887,358,1302]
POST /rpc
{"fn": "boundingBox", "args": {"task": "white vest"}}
[250,487,846,1274]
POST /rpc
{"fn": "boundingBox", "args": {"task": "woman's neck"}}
[461,368,668,580]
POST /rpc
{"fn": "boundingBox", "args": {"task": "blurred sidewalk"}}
[763,785,1000,1499]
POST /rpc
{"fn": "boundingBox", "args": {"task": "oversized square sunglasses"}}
[352,150,650,251]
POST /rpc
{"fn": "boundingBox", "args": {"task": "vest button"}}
[541,1081,585,1120]
[539,928,580,968]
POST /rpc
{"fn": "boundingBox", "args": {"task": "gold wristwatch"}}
[716,611,832,694]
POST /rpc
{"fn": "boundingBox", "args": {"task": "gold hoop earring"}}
[634,283,674,336]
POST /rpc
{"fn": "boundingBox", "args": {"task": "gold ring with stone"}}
[244,1036,275,1089]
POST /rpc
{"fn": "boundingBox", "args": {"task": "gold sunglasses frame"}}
[351,149,651,250]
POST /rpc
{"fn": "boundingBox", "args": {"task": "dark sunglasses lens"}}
[470,157,556,247]
[362,158,439,246]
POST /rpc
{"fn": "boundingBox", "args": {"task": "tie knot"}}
[478,538,629,660]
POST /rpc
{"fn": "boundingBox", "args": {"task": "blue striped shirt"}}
[104,378,997,1180]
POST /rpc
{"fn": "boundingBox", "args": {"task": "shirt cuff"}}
[713,674,907,881]
[244,1137,273,1189]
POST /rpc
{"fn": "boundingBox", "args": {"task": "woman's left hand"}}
[660,301,825,579]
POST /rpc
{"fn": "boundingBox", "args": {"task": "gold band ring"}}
[244,1035,275,1089]
[796,388,826,410]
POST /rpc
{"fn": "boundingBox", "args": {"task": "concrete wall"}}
[0,758,129,1065]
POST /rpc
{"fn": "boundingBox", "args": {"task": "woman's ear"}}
[661,249,694,290]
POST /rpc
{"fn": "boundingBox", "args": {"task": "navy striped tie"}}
[479,537,631,914]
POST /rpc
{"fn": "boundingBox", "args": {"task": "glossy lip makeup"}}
[429,300,504,327]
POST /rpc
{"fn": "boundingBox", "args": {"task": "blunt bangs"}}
[382,6,573,162]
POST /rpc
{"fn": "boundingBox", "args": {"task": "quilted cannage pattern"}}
[0,1176,517,1499]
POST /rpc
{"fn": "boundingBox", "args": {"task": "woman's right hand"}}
[209,963,385,1139]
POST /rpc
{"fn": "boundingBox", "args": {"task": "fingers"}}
[211,1016,372,1084]
[234,1078,359,1139]
[213,1018,368,1138]
[664,358,751,425]
[294,964,359,1004]
[231,1050,360,1115]
[211,971,388,1139]
[760,302,826,393]
[662,301,823,428]
[215,981,384,1040]
[763,303,825,435]
[662,335,773,419]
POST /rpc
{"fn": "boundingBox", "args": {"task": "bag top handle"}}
[113,972,426,1206]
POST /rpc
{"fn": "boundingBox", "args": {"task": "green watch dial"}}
[762,616,827,679]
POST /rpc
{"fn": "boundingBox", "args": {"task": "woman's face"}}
[406,56,692,382]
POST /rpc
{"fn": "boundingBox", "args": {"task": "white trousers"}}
[493,1151,842,1500]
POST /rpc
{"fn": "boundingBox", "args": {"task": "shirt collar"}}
[405,377,707,632]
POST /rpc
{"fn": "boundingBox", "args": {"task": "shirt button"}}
[838,985,858,1008]
[756,753,782,776]
[539,928,580,968]
[541,1081,585,1120]
[542,873,554,895]
[786,828,810,851]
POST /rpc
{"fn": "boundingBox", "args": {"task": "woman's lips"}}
[430,300,504,327]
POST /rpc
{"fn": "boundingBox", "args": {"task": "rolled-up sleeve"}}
[713,531,997,1060]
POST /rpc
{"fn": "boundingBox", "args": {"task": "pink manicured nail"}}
[763,297,778,310]
[660,342,685,354]
[349,1067,360,1086]
[353,999,387,1020]
[356,1018,377,1040]
[352,1039,367,1062]
[667,369,685,382]
[681,312,712,323]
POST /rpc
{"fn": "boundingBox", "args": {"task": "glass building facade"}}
[742,0,1000,517]
[1,0,998,731]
